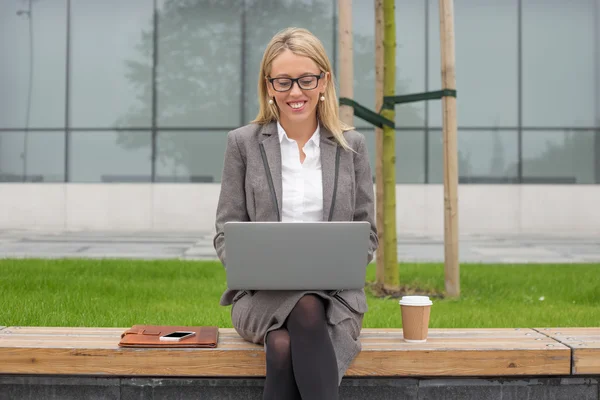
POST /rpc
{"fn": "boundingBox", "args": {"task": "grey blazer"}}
[213,121,378,307]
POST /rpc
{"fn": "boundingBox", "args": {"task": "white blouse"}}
[277,122,323,222]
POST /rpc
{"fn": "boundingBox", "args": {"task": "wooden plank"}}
[0,347,268,376]
[350,348,569,376]
[0,346,569,377]
[3,326,128,335]
[535,328,600,374]
[535,327,600,336]
[0,328,561,346]
[5,327,554,337]
[0,328,571,376]
[3,327,550,338]
[359,328,551,337]
[0,327,556,342]
[0,337,253,349]
[572,349,600,375]
[0,336,561,351]
[0,328,556,340]
[0,330,253,349]
[0,328,242,339]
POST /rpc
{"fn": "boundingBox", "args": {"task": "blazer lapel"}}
[259,122,283,221]
[320,127,338,221]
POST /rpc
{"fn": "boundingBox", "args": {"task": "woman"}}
[213,27,378,400]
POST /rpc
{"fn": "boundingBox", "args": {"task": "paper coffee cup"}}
[399,296,433,343]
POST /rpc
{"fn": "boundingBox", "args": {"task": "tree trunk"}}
[439,0,460,297]
[338,0,354,125]
[382,0,399,290]
[374,0,385,286]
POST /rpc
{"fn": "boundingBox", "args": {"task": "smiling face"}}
[266,49,328,128]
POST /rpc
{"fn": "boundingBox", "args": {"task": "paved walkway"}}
[1,230,599,263]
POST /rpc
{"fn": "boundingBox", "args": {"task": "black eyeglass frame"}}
[267,72,325,92]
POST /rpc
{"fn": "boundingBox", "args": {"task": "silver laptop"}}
[224,221,371,290]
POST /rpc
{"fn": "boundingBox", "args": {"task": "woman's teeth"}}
[289,102,305,109]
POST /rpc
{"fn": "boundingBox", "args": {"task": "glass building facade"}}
[1,0,599,184]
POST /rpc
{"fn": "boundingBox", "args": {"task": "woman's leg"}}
[263,328,301,400]
[286,295,339,400]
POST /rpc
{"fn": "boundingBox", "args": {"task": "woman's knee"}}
[265,329,292,370]
[288,295,327,332]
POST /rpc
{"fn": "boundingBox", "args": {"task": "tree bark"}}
[382,0,399,290]
[338,0,354,125]
[439,0,460,297]
[374,0,385,286]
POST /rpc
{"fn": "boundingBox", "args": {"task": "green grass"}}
[0,259,598,328]
[363,263,600,328]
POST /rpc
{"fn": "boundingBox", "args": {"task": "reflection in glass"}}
[69,131,151,182]
[0,131,65,182]
[244,0,335,125]
[522,130,596,184]
[0,0,67,128]
[156,130,228,182]
[428,0,518,127]
[0,0,597,187]
[362,129,425,183]
[522,0,597,127]
[156,0,242,127]
[428,130,518,184]
[71,0,153,128]
[353,0,425,128]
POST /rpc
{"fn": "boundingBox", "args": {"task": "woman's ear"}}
[322,71,330,91]
[265,77,274,98]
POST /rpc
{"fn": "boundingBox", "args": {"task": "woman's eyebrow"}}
[272,72,318,78]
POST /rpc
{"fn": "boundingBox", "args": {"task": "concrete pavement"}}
[1,230,599,263]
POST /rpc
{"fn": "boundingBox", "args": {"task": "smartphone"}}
[159,331,196,341]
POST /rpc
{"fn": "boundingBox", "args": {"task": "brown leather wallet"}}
[118,325,219,348]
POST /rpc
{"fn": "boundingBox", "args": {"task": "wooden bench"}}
[3,326,596,377]
[536,327,600,375]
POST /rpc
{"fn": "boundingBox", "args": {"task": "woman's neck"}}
[279,116,318,143]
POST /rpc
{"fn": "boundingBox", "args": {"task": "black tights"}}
[263,295,339,400]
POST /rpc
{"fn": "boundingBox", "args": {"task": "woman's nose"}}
[289,81,303,96]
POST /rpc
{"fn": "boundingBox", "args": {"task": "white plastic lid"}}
[399,295,433,306]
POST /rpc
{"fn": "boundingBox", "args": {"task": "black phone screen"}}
[162,331,193,338]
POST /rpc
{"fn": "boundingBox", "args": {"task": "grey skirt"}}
[230,289,365,384]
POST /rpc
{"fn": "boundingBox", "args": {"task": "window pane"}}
[597,0,600,128]
[353,0,426,129]
[156,130,228,182]
[428,130,519,183]
[428,0,518,127]
[69,131,151,182]
[596,131,600,183]
[523,130,596,184]
[362,129,425,183]
[70,0,153,128]
[244,0,335,124]
[523,0,598,127]
[0,0,66,128]
[157,0,242,128]
[0,131,65,182]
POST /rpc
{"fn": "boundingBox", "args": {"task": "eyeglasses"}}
[268,73,324,92]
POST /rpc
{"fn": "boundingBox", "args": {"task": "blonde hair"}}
[251,27,353,150]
